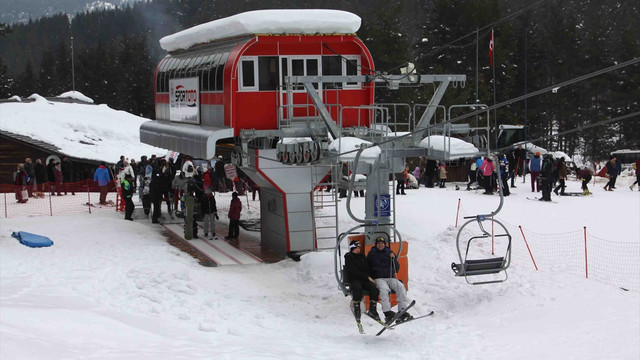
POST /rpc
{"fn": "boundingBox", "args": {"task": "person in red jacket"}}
[225,192,242,239]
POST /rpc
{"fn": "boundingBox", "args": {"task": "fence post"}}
[584,226,589,279]
[455,198,461,227]
[519,226,539,270]
[48,192,53,216]
[87,182,92,214]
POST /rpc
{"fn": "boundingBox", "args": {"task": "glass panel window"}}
[215,63,225,91]
[343,56,361,88]
[240,58,257,90]
[292,59,304,76]
[306,58,319,89]
[281,57,288,86]
[258,56,279,91]
[322,56,342,89]
[322,56,342,75]
[242,61,255,87]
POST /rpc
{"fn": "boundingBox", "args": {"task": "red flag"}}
[489,29,494,66]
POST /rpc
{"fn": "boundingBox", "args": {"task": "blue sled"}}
[11,231,54,248]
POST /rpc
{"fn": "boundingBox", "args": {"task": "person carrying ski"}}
[367,237,412,324]
[344,239,381,326]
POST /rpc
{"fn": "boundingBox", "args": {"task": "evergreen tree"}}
[0,57,12,98]
[14,60,37,97]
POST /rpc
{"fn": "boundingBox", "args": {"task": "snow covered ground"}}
[1,176,639,359]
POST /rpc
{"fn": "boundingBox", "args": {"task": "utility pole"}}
[475,29,479,138]
[71,36,75,92]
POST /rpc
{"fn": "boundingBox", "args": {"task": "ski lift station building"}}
[140,9,469,257]
[140,10,380,255]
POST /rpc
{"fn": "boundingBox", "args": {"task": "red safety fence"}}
[457,200,640,291]
[1,180,122,218]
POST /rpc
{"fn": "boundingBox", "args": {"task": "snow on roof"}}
[160,9,361,52]
[419,135,479,159]
[57,91,94,104]
[328,137,381,163]
[0,93,167,163]
[553,150,573,162]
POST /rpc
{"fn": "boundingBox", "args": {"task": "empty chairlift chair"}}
[451,215,512,285]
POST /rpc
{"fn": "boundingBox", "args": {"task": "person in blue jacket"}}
[93,162,111,205]
[367,237,412,324]
[528,152,542,192]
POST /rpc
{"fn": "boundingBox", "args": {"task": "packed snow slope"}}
[1,177,639,359]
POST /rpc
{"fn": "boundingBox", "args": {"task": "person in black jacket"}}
[344,239,381,324]
[121,173,135,220]
[603,156,617,191]
[46,158,56,195]
[61,156,75,195]
[199,188,218,239]
[367,237,412,323]
[540,154,554,201]
[34,159,47,197]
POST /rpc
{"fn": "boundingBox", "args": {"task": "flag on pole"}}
[489,29,494,66]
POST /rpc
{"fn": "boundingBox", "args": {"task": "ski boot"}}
[366,301,380,321]
[396,311,414,324]
[353,301,361,322]
[383,311,396,324]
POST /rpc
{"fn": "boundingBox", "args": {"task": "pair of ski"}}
[526,197,557,203]
[354,300,435,336]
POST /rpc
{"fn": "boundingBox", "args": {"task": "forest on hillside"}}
[0,0,638,159]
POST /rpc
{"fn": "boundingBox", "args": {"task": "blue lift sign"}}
[374,194,391,217]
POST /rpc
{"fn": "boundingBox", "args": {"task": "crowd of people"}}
[105,154,259,240]
[12,156,76,203]
[398,146,639,202]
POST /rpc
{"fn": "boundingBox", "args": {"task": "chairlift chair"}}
[451,215,512,285]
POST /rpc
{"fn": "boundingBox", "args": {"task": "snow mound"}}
[57,91,94,104]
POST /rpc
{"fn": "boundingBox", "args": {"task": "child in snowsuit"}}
[438,162,447,188]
